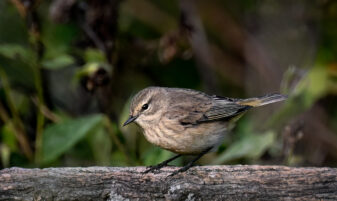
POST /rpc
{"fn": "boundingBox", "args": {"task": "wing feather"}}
[201,100,251,122]
[165,95,251,125]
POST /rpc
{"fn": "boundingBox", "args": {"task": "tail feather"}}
[236,93,287,107]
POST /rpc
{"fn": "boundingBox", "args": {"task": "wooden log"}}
[1,165,337,200]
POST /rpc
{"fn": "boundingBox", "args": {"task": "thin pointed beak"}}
[123,115,138,126]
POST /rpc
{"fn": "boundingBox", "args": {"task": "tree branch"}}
[1,165,337,200]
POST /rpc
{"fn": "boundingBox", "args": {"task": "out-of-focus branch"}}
[31,96,60,123]
[9,0,27,17]
[198,1,280,91]
[179,0,219,93]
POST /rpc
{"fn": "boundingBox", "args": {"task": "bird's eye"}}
[142,104,149,110]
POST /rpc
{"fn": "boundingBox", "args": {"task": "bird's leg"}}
[143,154,182,174]
[168,147,212,177]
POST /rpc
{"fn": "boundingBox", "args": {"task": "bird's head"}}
[123,87,167,128]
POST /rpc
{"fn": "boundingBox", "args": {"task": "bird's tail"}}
[236,93,287,107]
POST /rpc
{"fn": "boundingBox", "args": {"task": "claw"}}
[142,154,183,174]
[143,165,163,174]
[166,165,190,177]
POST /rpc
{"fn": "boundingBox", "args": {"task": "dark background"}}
[0,0,336,168]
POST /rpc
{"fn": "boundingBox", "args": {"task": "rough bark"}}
[1,165,337,201]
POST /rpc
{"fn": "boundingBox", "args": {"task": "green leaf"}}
[42,54,75,70]
[213,131,276,164]
[84,48,106,63]
[41,114,103,164]
[1,123,18,151]
[41,23,79,59]
[292,66,328,108]
[0,144,10,168]
[0,44,31,62]
[266,66,329,127]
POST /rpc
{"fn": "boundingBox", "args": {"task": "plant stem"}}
[0,69,33,160]
[31,48,45,165]
[104,117,132,165]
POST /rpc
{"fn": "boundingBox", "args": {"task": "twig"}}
[103,117,132,165]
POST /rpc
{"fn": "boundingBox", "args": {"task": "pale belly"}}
[143,121,228,154]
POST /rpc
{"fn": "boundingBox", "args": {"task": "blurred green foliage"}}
[41,114,103,164]
[0,0,337,169]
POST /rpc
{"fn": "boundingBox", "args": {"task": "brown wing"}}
[200,97,251,122]
[164,89,212,125]
[165,90,251,125]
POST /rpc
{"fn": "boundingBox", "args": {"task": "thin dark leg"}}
[143,154,182,174]
[168,147,213,177]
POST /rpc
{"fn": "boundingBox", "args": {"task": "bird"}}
[123,87,286,176]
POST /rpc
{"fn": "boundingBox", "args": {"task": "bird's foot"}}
[167,164,194,177]
[142,154,182,174]
[143,164,167,174]
[167,147,212,177]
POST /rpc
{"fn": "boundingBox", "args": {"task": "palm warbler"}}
[123,87,286,175]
